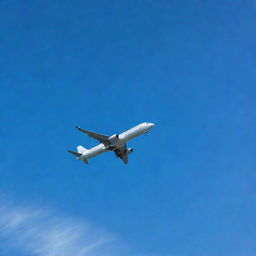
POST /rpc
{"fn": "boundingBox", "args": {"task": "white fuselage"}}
[79,122,154,161]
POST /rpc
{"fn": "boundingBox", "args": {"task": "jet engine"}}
[126,148,133,155]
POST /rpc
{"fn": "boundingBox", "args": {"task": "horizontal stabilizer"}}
[68,150,82,157]
[82,158,89,164]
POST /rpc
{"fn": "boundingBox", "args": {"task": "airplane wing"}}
[114,144,128,164]
[75,125,109,144]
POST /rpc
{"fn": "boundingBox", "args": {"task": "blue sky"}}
[0,0,255,255]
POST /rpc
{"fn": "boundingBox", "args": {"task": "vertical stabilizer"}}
[77,145,87,154]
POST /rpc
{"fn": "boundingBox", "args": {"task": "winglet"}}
[75,124,80,129]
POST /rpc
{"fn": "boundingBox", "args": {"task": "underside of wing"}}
[75,125,109,143]
[114,144,129,164]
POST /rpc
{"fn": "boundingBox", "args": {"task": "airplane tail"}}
[77,145,88,154]
[67,145,89,164]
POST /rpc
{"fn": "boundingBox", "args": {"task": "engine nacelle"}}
[126,148,133,155]
[108,134,119,144]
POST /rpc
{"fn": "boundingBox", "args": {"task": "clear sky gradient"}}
[0,1,255,256]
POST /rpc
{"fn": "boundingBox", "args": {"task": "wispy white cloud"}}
[0,198,125,256]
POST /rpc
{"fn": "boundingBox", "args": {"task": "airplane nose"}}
[150,123,155,128]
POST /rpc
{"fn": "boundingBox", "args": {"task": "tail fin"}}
[68,146,89,164]
[77,145,87,154]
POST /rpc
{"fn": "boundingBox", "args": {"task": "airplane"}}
[68,122,155,164]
